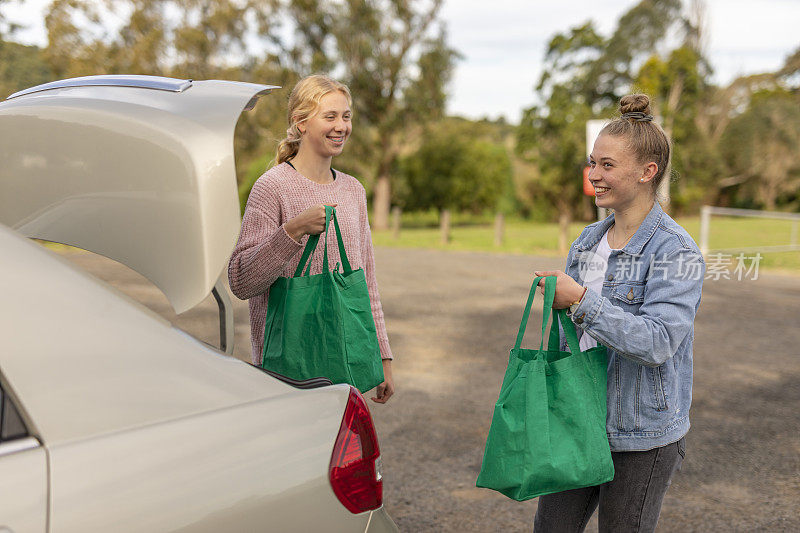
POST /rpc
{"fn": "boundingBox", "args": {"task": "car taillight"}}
[329,387,383,514]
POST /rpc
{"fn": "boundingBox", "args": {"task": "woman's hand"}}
[534,270,585,309]
[371,359,395,404]
[284,203,338,242]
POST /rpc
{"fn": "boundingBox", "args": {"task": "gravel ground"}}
[61,246,800,532]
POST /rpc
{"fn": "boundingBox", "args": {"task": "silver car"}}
[0,75,399,533]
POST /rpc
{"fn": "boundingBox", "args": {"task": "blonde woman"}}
[228,74,394,403]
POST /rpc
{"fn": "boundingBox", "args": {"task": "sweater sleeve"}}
[359,187,394,360]
[227,177,303,300]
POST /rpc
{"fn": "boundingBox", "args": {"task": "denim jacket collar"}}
[574,201,665,255]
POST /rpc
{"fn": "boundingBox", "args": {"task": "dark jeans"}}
[533,438,685,533]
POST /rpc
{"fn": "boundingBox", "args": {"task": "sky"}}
[440,0,800,122]
[4,0,799,123]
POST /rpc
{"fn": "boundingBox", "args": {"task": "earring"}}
[639,178,645,182]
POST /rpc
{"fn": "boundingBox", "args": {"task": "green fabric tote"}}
[476,275,614,501]
[261,206,384,393]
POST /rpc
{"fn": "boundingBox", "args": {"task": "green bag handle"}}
[297,237,317,277]
[548,308,578,349]
[514,276,555,350]
[515,276,581,354]
[548,311,561,351]
[330,208,353,273]
[549,309,582,354]
[293,206,353,277]
[293,225,324,278]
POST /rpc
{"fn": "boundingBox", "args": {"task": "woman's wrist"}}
[576,286,587,303]
[568,286,587,315]
[284,219,304,242]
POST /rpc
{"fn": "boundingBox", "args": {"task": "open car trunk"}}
[0,75,279,353]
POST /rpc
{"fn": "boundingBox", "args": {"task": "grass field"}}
[372,212,800,274]
[37,210,800,274]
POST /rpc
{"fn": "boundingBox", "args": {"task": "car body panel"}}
[0,78,276,314]
[0,441,48,533]
[0,223,300,445]
[1,225,398,531]
[46,392,375,533]
[5,74,194,100]
[366,508,401,533]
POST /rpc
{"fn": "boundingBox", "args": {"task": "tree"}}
[0,0,20,40]
[635,40,717,212]
[399,124,510,215]
[40,0,457,222]
[288,0,459,230]
[0,41,53,98]
[516,0,686,253]
[517,89,593,254]
[589,0,683,104]
[778,46,800,83]
[535,0,682,112]
[671,41,800,210]
[43,0,283,78]
[0,2,50,97]
[721,90,800,210]
[44,0,110,78]
[41,0,289,185]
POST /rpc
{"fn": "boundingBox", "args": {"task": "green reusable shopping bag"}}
[476,276,614,501]
[261,206,384,393]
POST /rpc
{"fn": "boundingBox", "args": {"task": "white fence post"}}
[699,205,711,256]
[698,205,800,255]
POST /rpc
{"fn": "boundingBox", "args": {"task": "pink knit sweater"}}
[228,162,393,365]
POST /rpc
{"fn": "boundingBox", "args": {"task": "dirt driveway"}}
[62,246,800,532]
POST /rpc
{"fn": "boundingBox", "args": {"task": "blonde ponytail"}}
[276,127,302,164]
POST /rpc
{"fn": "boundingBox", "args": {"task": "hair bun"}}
[619,94,651,115]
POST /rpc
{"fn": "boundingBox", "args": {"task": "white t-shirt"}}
[577,230,613,351]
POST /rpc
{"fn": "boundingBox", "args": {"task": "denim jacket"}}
[564,202,704,451]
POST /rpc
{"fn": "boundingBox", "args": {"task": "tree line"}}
[1,0,798,241]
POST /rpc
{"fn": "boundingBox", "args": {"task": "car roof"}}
[0,76,277,313]
[0,223,293,445]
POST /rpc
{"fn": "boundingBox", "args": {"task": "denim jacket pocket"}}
[610,282,645,307]
[612,355,644,431]
[648,365,669,412]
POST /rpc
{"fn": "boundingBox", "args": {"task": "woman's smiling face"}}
[297,91,352,159]
[588,133,655,211]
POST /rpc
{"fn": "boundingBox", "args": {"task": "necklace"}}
[611,223,637,249]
